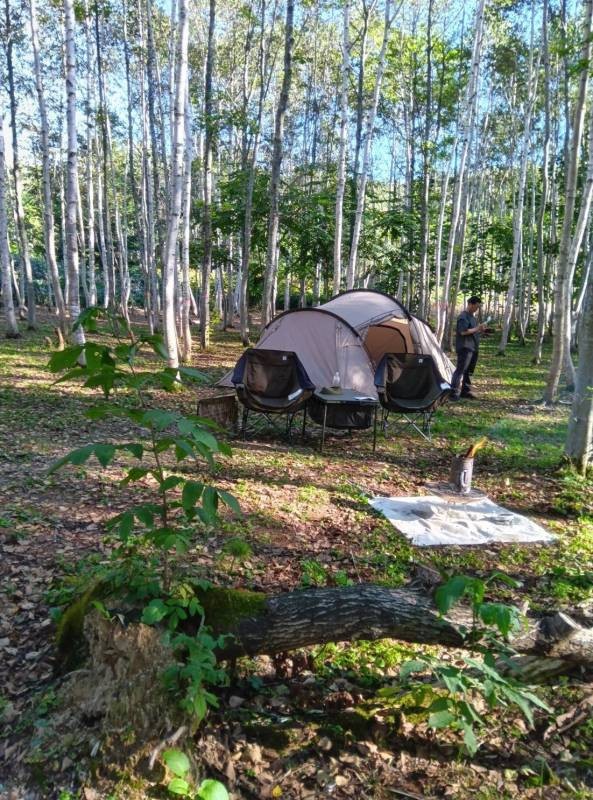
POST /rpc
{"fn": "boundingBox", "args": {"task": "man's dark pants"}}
[451,348,478,397]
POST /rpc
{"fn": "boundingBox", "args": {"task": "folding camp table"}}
[309,389,379,453]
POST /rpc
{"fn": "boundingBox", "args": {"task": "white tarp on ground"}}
[369,495,555,547]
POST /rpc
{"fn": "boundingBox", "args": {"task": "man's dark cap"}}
[468,295,482,305]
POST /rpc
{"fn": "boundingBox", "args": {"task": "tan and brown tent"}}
[219,289,454,398]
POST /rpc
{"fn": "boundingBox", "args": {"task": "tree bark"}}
[200,0,216,349]
[180,88,193,363]
[533,0,551,364]
[262,0,295,325]
[163,0,189,368]
[333,0,350,296]
[211,585,593,671]
[64,0,85,350]
[417,0,433,320]
[436,0,486,344]
[346,0,393,289]
[4,0,36,328]
[29,0,67,333]
[565,263,593,473]
[0,123,20,338]
[498,6,539,355]
[545,0,593,403]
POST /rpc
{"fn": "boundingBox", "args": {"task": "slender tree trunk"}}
[84,0,97,307]
[533,0,551,364]
[162,0,189,368]
[262,0,295,325]
[200,0,216,349]
[0,124,20,338]
[180,89,193,363]
[347,0,393,289]
[64,0,85,350]
[138,0,159,333]
[418,0,433,320]
[565,265,593,472]
[29,0,67,333]
[545,0,593,403]
[333,0,350,295]
[498,8,539,355]
[239,0,273,344]
[123,0,144,317]
[94,2,116,308]
[5,0,36,328]
[437,0,486,343]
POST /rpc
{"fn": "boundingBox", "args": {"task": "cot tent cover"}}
[218,289,454,398]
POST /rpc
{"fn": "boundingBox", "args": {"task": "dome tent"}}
[218,289,454,398]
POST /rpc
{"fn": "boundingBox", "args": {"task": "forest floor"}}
[1,310,593,800]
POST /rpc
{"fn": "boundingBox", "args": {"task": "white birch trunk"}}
[4,0,36,329]
[565,265,593,472]
[333,0,350,295]
[0,123,20,338]
[347,0,393,290]
[262,0,295,325]
[436,0,486,343]
[200,0,216,349]
[29,0,67,332]
[162,0,189,368]
[180,89,193,363]
[498,12,539,354]
[533,0,551,364]
[545,0,593,403]
[64,0,85,349]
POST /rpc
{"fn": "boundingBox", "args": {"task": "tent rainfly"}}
[218,289,454,399]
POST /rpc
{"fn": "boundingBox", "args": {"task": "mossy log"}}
[56,584,593,677]
[211,584,593,670]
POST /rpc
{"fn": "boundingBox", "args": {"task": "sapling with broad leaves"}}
[48,307,241,721]
[389,573,552,756]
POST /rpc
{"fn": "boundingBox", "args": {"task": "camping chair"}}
[231,348,314,440]
[373,353,450,445]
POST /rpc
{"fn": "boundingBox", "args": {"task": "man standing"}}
[450,296,487,400]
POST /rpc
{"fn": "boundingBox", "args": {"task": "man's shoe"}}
[461,392,477,399]
[449,393,461,401]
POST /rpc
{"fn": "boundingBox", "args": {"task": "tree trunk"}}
[123,0,144,316]
[498,8,539,355]
[139,0,159,334]
[180,89,193,363]
[262,0,295,325]
[29,0,67,333]
[0,124,20,338]
[94,2,116,309]
[333,0,350,296]
[565,263,593,473]
[200,0,216,349]
[545,0,593,403]
[418,0,433,320]
[64,0,85,350]
[437,0,486,344]
[162,0,189,368]
[84,0,97,307]
[5,0,36,329]
[347,0,393,289]
[533,0,551,364]
[210,585,593,671]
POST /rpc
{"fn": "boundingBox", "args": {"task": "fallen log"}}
[205,584,593,669]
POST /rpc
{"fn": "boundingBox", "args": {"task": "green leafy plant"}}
[162,749,229,798]
[221,536,253,572]
[388,573,552,755]
[300,558,328,587]
[48,308,241,721]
